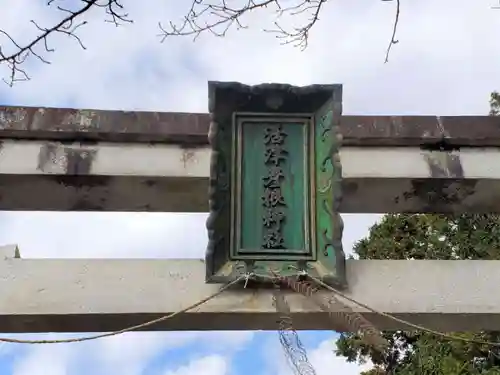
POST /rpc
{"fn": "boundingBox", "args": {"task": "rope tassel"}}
[281,276,389,353]
[272,283,317,375]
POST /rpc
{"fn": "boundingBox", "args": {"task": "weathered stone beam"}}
[0,140,209,212]
[0,140,497,212]
[0,245,498,332]
[340,147,500,213]
[0,106,497,146]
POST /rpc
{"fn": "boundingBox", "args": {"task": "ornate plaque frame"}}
[205,81,346,288]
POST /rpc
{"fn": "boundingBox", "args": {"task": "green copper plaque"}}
[236,117,311,257]
[206,82,345,288]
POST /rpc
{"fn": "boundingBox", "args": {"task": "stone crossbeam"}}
[0,245,498,333]
[0,106,499,146]
[0,106,498,212]
[0,139,497,212]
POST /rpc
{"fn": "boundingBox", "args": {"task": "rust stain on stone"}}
[37,143,97,175]
[61,110,99,131]
[64,148,96,175]
[397,179,477,213]
[392,148,477,212]
[181,149,196,169]
[37,143,66,173]
[0,107,33,134]
[0,108,28,128]
[423,151,464,178]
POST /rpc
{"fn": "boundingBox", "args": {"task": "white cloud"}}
[163,355,228,375]
[0,0,498,115]
[263,335,373,375]
[0,212,379,259]
[12,344,77,375]
[309,339,373,375]
[0,212,209,258]
[8,331,251,375]
[94,332,180,375]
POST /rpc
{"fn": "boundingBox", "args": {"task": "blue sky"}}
[0,213,380,375]
[0,0,498,374]
[0,330,361,375]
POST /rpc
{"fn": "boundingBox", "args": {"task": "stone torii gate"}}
[0,81,500,335]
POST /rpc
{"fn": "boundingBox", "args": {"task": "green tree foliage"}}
[490,92,500,116]
[335,94,500,375]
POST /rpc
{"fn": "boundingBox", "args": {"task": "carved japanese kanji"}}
[262,125,288,250]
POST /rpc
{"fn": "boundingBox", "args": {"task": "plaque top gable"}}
[205,81,346,288]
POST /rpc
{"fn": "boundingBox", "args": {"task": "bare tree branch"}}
[0,0,132,86]
[0,0,407,86]
[158,0,328,51]
[383,0,401,63]
[159,0,403,56]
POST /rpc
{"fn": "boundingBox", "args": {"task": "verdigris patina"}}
[205,81,345,288]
